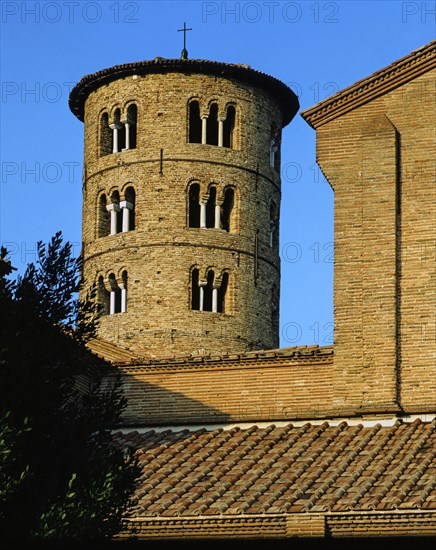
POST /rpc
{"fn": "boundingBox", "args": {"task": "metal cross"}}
[178,22,192,59]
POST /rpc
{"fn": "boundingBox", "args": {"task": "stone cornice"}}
[301,41,436,129]
[69,57,299,125]
[111,345,334,374]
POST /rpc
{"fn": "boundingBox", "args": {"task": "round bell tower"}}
[69,57,299,357]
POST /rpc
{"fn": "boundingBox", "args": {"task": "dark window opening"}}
[126,104,137,150]
[100,112,111,156]
[125,187,136,231]
[98,194,110,238]
[203,270,214,312]
[217,272,229,313]
[114,288,122,313]
[189,101,202,143]
[206,103,219,146]
[270,124,281,171]
[98,276,110,315]
[270,201,278,248]
[271,283,279,331]
[206,186,216,228]
[191,268,200,310]
[223,106,236,148]
[188,183,201,228]
[274,140,281,170]
[221,188,234,232]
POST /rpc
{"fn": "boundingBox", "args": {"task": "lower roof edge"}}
[116,510,436,540]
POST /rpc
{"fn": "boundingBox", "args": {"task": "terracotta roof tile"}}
[115,419,436,519]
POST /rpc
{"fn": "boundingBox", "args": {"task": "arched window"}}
[120,271,128,313]
[121,187,136,232]
[221,188,234,232]
[270,125,281,170]
[269,200,278,248]
[191,268,200,310]
[191,269,229,313]
[270,139,278,168]
[203,270,214,312]
[107,272,128,314]
[190,185,234,231]
[100,112,111,156]
[102,104,137,155]
[217,272,229,313]
[98,275,110,315]
[98,194,110,238]
[123,104,137,150]
[206,103,219,146]
[206,186,217,228]
[189,101,202,143]
[223,105,236,148]
[106,191,122,235]
[188,183,201,228]
[110,109,125,154]
[108,274,121,314]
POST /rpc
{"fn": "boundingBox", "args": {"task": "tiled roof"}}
[116,419,435,521]
[69,57,299,124]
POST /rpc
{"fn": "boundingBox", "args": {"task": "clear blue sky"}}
[1,1,434,347]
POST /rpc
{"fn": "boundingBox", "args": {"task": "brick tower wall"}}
[314,68,435,414]
[80,71,287,358]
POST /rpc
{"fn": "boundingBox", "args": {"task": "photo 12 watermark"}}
[1,1,140,24]
[1,241,82,266]
[201,1,340,24]
[281,320,334,345]
[2,81,76,104]
[286,81,340,104]
[401,2,436,22]
[281,242,334,264]
[2,161,81,184]
[281,160,333,185]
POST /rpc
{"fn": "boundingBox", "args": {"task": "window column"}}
[119,282,127,313]
[110,122,123,153]
[214,201,221,229]
[200,201,207,228]
[212,286,218,313]
[106,203,120,235]
[121,118,134,150]
[109,274,117,315]
[198,281,206,311]
[218,118,224,147]
[120,201,133,232]
[201,116,207,145]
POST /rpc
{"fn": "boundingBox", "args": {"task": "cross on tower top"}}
[177,22,192,60]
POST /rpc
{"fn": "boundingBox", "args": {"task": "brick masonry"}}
[77,44,435,427]
[73,46,436,541]
[302,42,436,416]
[73,63,299,358]
[111,346,334,426]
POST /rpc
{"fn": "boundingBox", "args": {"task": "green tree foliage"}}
[0,233,140,543]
